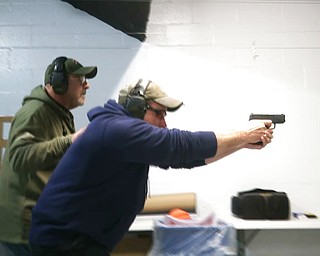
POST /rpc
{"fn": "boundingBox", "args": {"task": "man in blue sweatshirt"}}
[29,79,273,256]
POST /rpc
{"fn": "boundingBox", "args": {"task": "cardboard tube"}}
[141,193,196,214]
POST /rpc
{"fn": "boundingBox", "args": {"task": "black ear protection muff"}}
[124,79,151,119]
[50,56,68,94]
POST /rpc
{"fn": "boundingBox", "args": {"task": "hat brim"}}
[153,97,183,112]
[71,66,97,79]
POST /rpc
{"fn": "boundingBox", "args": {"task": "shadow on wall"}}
[61,0,151,42]
[0,0,146,129]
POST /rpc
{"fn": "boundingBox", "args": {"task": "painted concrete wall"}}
[1,0,320,255]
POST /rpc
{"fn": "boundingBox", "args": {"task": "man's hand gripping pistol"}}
[249,114,285,145]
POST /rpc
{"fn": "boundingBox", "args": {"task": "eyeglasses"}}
[79,75,87,85]
[146,104,167,119]
[69,75,87,85]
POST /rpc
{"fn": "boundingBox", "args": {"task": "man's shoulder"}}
[92,116,148,141]
[16,100,49,120]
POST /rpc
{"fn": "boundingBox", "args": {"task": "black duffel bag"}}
[231,188,290,220]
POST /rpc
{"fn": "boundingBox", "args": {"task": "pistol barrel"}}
[249,114,285,124]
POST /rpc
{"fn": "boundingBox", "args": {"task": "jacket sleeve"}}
[8,109,73,174]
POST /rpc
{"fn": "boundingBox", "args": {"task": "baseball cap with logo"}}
[44,57,97,84]
[118,79,183,112]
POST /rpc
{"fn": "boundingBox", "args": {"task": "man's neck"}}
[44,85,69,110]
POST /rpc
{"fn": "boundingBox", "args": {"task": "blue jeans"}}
[0,241,30,256]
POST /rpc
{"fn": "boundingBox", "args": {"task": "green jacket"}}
[0,85,75,244]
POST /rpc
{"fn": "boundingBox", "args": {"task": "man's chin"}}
[79,96,86,106]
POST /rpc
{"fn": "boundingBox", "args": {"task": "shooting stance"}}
[29,79,274,256]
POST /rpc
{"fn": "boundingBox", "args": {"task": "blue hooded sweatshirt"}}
[30,100,217,252]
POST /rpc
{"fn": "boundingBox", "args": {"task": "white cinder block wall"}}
[1,0,320,255]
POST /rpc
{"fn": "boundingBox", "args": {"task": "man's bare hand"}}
[245,121,273,149]
[71,127,86,143]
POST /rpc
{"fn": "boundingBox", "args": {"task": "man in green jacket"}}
[0,56,97,256]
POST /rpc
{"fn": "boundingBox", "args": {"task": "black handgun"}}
[249,113,285,129]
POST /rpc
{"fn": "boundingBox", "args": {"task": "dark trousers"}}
[0,241,30,256]
[30,236,110,256]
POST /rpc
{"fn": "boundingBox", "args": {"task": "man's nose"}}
[84,81,90,90]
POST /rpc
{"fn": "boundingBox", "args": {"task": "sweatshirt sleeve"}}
[107,120,217,169]
[159,159,206,170]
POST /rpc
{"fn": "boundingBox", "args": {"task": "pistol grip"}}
[251,141,263,146]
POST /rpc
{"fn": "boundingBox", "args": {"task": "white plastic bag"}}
[148,214,236,256]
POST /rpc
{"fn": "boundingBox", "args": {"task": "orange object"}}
[169,208,191,220]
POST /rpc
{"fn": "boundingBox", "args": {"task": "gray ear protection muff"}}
[50,56,68,94]
[124,79,151,119]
